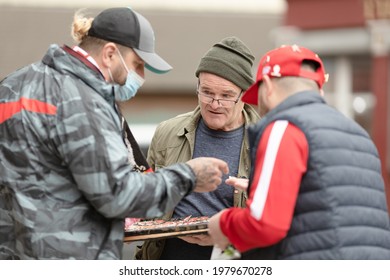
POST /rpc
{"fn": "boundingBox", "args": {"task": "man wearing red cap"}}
[208,45,390,259]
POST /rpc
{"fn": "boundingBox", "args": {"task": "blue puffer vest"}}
[244,91,390,259]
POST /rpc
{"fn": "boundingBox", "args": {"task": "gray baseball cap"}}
[88,7,172,74]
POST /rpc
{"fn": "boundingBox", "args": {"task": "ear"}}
[101,43,117,68]
[262,75,274,97]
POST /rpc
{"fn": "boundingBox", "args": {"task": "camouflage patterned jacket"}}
[0,44,196,259]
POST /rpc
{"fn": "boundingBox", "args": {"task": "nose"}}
[209,98,221,109]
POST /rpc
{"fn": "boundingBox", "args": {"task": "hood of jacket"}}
[42,44,116,107]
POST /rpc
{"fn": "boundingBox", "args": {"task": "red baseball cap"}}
[241,44,328,105]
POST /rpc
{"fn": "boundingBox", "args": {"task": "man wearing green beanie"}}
[135,37,260,260]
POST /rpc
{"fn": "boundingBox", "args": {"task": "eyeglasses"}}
[196,87,243,108]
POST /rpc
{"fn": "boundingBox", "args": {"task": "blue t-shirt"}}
[160,118,244,259]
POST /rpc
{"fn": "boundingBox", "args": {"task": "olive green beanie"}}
[195,36,255,90]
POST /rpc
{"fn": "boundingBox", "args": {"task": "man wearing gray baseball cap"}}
[0,7,228,259]
[88,7,172,74]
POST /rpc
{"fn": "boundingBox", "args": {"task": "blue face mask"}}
[109,50,145,102]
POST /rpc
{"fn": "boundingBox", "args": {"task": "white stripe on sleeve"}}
[250,120,289,220]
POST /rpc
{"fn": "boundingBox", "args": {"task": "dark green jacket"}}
[135,104,259,259]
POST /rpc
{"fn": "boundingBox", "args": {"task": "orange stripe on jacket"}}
[0,97,57,124]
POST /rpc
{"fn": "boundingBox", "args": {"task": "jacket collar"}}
[259,91,324,125]
[248,90,325,137]
[176,106,202,137]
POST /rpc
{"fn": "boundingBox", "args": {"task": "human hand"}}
[225,176,249,192]
[186,157,229,193]
[208,210,230,250]
[179,234,214,246]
